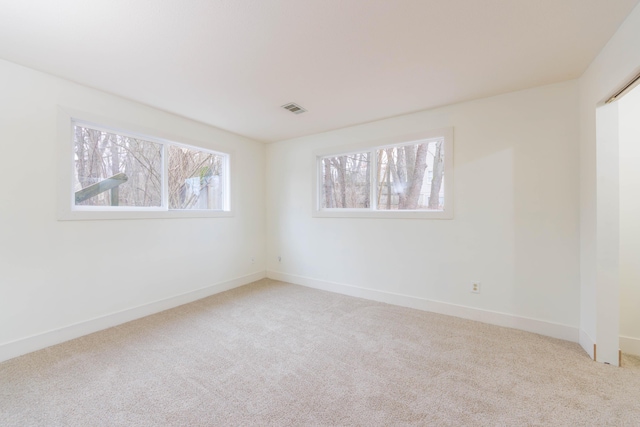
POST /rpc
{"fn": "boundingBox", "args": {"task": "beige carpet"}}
[1,279,640,426]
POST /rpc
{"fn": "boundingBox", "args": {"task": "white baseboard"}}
[267,271,579,343]
[620,335,640,356]
[579,329,596,360]
[0,271,266,363]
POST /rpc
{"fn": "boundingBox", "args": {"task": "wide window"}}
[314,129,452,219]
[71,121,230,215]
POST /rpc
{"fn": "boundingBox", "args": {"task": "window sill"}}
[312,209,452,219]
[57,209,234,221]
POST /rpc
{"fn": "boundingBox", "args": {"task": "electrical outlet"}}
[470,282,481,293]
[278,256,282,263]
[251,257,255,264]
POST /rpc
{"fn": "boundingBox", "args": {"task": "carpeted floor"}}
[1,279,640,426]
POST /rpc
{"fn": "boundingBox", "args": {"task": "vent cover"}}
[281,102,307,114]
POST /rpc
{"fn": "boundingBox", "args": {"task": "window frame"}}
[312,128,453,219]
[57,106,234,220]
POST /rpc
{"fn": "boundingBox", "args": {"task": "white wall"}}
[266,81,580,339]
[619,85,640,356]
[578,2,640,363]
[0,59,266,361]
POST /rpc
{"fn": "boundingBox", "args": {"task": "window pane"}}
[321,152,370,208]
[168,145,225,210]
[73,125,162,207]
[376,140,444,210]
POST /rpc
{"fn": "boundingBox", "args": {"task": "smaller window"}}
[376,140,444,211]
[320,152,371,209]
[168,145,226,210]
[314,128,453,219]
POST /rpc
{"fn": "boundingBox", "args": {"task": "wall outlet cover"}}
[471,282,481,293]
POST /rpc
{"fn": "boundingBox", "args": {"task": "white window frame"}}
[312,128,453,219]
[57,106,234,220]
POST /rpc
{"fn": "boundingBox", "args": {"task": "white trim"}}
[313,208,453,219]
[594,102,621,366]
[620,336,640,357]
[267,271,579,343]
[59,209,235,221]
[312,128,454,219]
[0,271,266,363]
[580,329,596,360]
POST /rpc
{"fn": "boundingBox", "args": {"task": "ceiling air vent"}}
[281,102,307,115]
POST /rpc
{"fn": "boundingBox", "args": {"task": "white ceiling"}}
[0,0,637,142]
